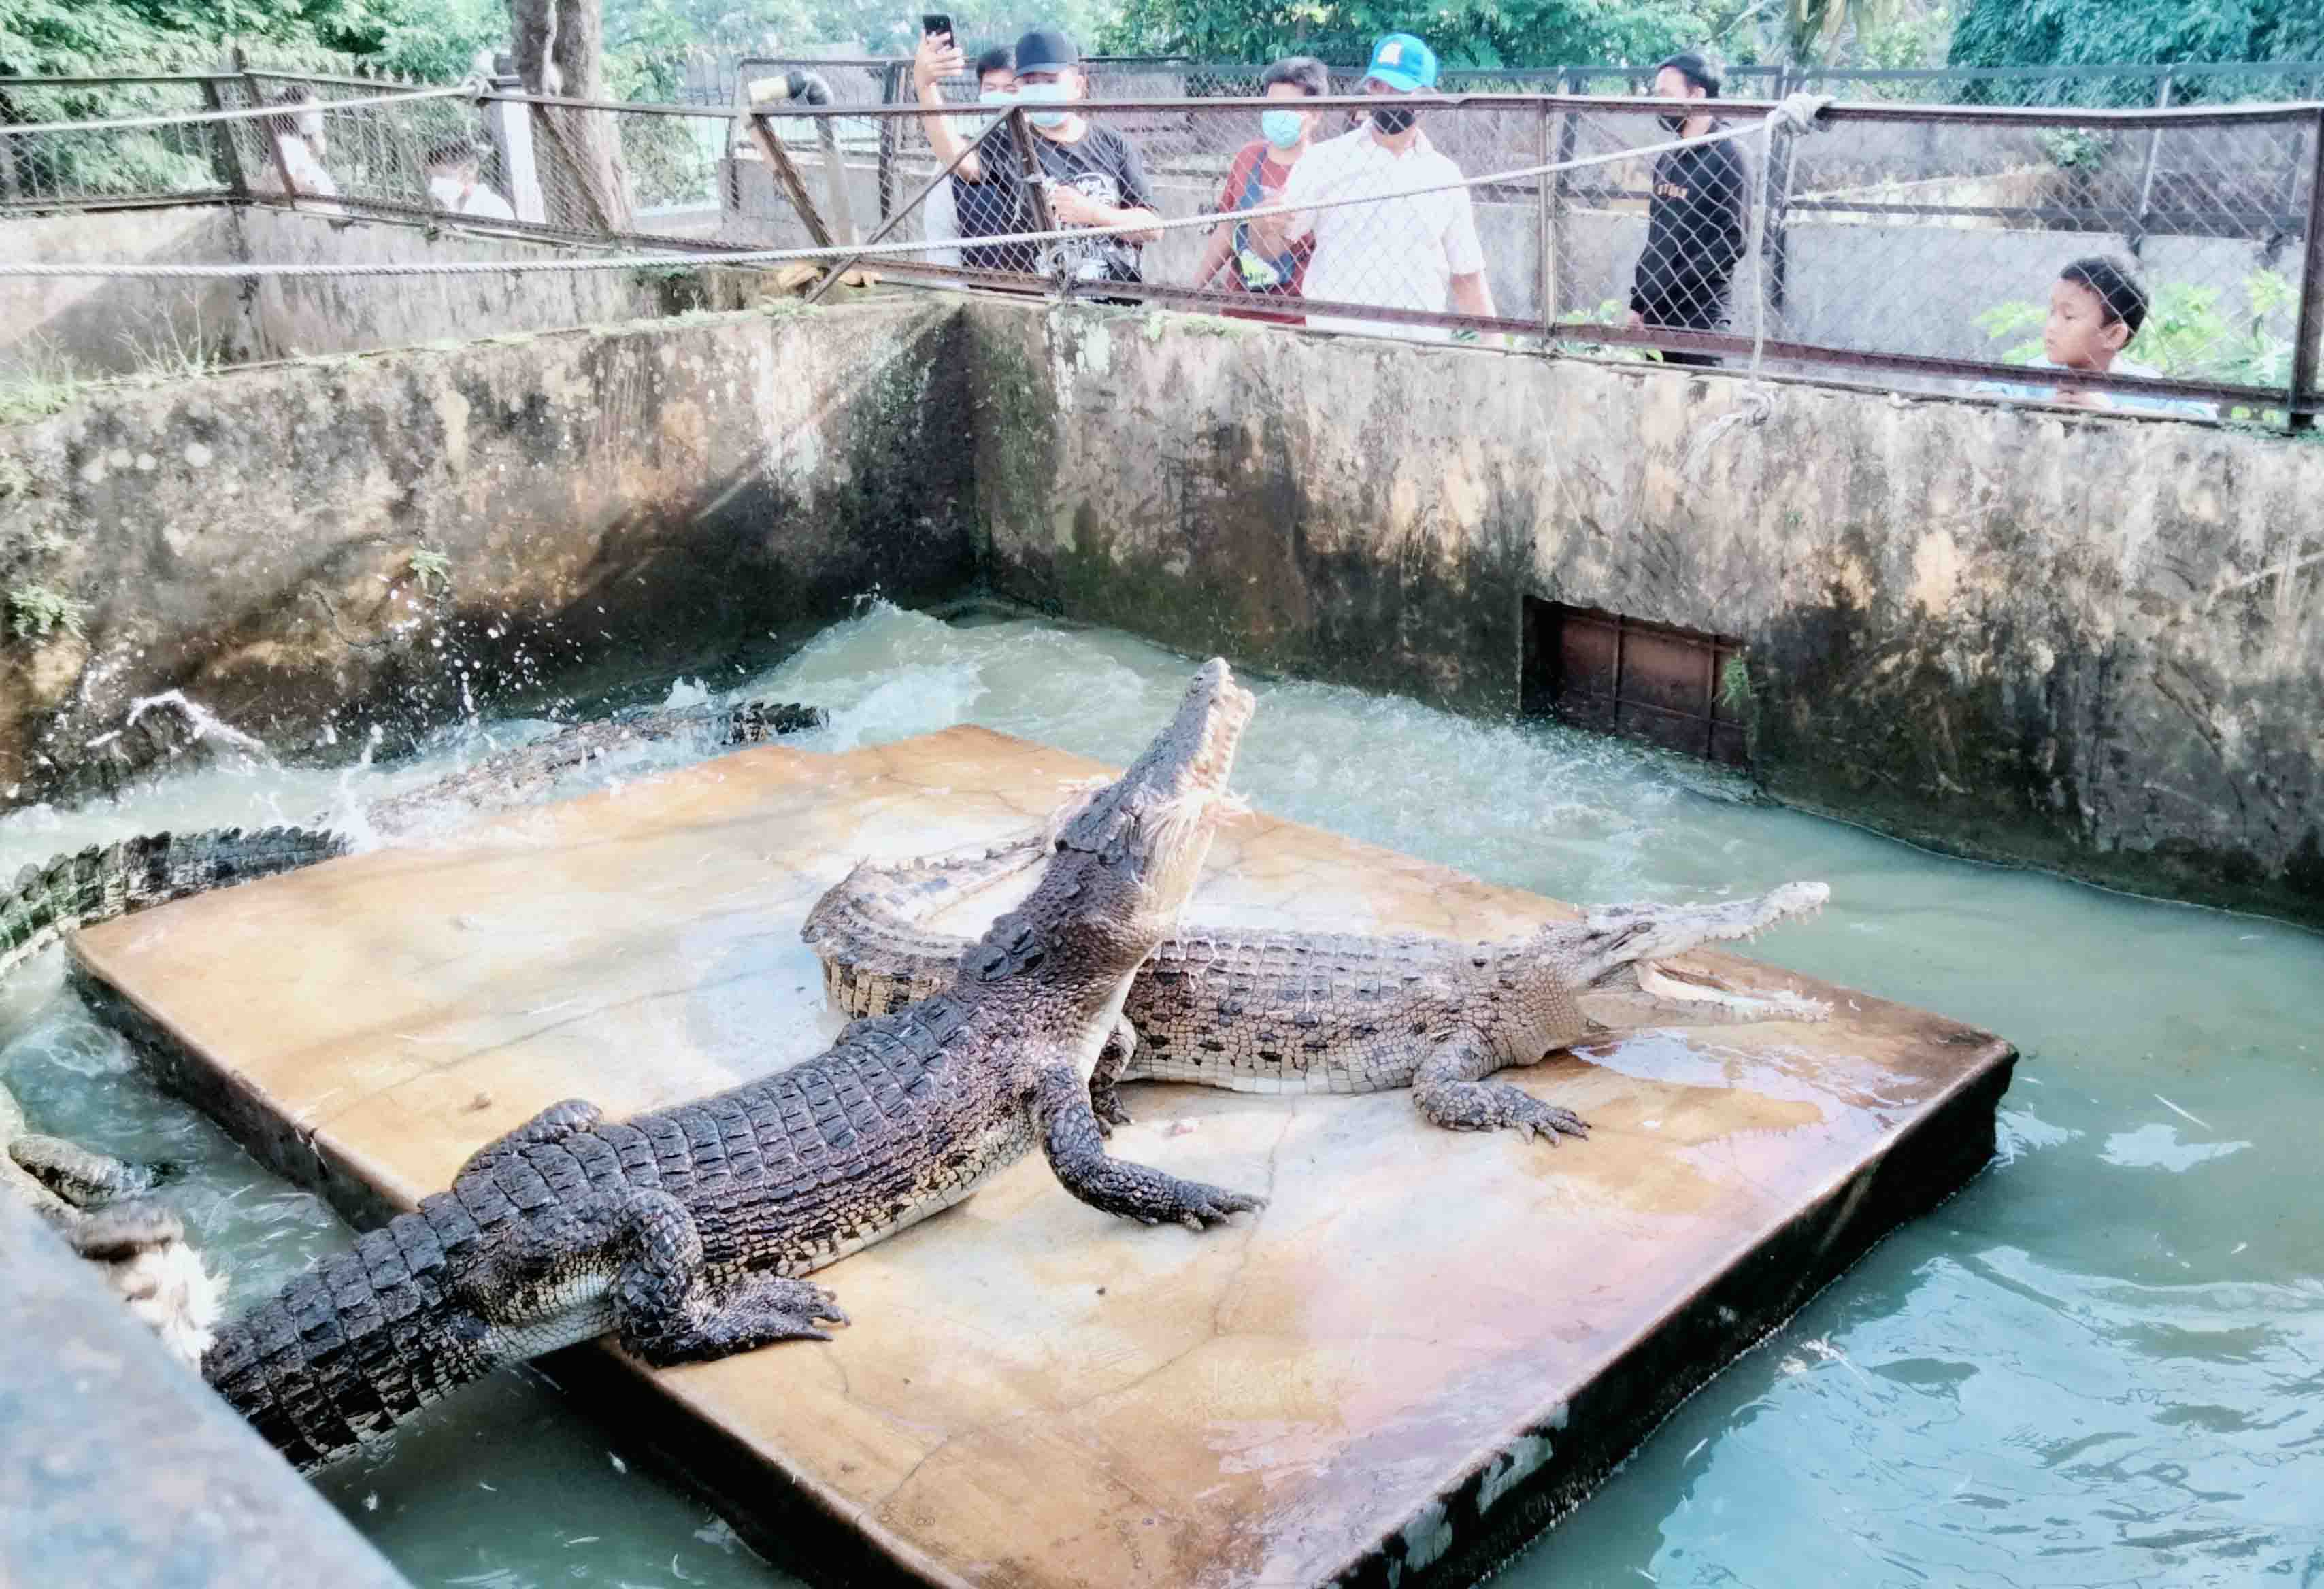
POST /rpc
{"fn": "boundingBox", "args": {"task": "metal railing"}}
[3,73,2320,420]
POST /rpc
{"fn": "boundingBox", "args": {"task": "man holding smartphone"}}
[914,24,1162,292]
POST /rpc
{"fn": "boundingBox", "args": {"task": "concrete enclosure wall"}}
[0,298,974,798]
[0,206,691,381]
[969,301,2324,923]
[2,288,2318,923]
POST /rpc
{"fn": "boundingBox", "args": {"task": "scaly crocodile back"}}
[0,826,350,980]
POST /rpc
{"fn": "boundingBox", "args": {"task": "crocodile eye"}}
[1055,837,1069,852]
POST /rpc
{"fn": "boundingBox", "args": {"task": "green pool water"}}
[4,602,2317,1588]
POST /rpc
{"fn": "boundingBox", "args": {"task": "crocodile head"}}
[1554,881,1835,1030]
[965,659,1255,1016]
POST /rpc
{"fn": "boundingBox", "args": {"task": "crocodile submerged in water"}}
[197,660,1261,1473]
[0,699,827,984]
[2,1076,223,1365]
[803,833,1832,1143]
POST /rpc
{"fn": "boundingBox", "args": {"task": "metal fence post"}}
[2129,71,2172,248]
[199,73,248,196]
[1008,105,1061,299]
[1761,65,1796,316]
[1536,96,1554,330]
[239,59,301,201]
[480,51,545,222]
[1553,69,1582,320]
[876,60,905,221]
[2290,105,2324,429]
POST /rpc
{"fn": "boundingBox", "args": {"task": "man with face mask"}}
[1263,33,1496,342]
[914,26,1161,296]
[1625,52,1748,367]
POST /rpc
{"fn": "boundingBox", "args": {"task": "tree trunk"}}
[506,0,634,233]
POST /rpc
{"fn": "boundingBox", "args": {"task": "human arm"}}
[1048,132,1161,243]
[912,33,984,184]
[1444,185,1494,318]
[1193,148,1257,287]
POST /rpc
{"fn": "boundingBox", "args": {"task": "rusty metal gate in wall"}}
[1522,598,1750,768]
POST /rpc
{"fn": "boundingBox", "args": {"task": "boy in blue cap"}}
[1260,33,1497,341]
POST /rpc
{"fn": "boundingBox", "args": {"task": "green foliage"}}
[1950,0,2324,103]
[405,547,452,592]
[1103,0,1729,68]
[7,584,86,641]
[0,369,81,423]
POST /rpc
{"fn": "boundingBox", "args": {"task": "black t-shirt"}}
[954,121,1157,284]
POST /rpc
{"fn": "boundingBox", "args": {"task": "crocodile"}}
[2,1075,223,1365]
[196,660,1261,1473]
[803,833,1833,1143]
[0,700,827,984]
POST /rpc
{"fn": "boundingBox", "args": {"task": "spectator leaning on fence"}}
[1191,56,1329,325]
[1974,256,2215,420]
[920,44,1016,271]
[423,139,517,222]
[914,26,1163,295]
[1626,52,1746,368]
[1262,33,1495,343]
[253,88,343,212]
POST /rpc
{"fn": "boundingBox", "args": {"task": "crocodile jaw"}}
[1568,881,1833,1026]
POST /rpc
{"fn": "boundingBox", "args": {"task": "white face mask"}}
[978,85,1016,105]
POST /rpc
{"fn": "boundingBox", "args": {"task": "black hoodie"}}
[1629,131,1748,328]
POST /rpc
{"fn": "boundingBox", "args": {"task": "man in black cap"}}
[1625,52,1748,368]
[914,25,1161,294]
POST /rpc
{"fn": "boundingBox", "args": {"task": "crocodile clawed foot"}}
[1507,1094,1591,1145]
[1090,1084,1133,1138]
[1157,1177,1266,1232]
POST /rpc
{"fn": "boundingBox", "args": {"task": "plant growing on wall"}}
[7,583,86,640]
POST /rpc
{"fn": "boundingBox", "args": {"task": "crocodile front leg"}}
[1412,1035,1591,1145]
[456,1098,604,1181]
[1033,1065,1264,1231]
[462,1186,848,1368]
[1089,1018,1138,1136]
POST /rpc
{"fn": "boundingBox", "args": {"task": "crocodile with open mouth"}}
[192,661,1263,1473]
[803,833,1832,1143]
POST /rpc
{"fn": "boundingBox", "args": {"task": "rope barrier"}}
[0,103,1816,280]
[0,80,479,139]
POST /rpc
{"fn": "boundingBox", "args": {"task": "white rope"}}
[1683,91,1833,483]
[0,80,479,139]
[0,110,1795,280]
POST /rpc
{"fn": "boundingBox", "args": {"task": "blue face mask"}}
[979,85,1015,105]
[1016,79,1071,128]
[1260,107,1305,149]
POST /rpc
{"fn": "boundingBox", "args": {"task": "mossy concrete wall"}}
[969,300,2324,924]
[0,299,973,801]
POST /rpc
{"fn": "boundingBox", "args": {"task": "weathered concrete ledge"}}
[969,300,2324,925]
[0,297,973,799]
[0,1192,408,1588]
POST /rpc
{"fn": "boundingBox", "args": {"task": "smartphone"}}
[920,13,952,41]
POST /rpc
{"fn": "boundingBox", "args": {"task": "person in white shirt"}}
[1261,32,1496,342]
[921,44,1016,271]
[252,88,344,214]
[423,138,518,222]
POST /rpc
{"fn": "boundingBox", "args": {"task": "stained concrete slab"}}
[69,726,2014,1589]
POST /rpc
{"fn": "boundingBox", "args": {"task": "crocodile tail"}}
[0,826,348,981]
[800,833,1048,1018]
[201,1199,493,1474]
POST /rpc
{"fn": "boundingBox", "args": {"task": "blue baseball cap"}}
[1363,33,1438,93]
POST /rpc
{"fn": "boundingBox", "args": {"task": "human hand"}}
[1046,184,1107,227]
[1624,308,1644,330]
[2053,386,2108,409]
[913,32,962,93]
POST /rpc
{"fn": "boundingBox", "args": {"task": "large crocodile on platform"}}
[192,661,1261,1473]
[805,834,1832,1143]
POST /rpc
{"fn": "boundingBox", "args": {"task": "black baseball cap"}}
[1014,27,1080,73]
[1655,52,1721,95]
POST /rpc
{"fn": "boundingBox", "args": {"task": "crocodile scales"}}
[803,832,1832,1142]
[194,660,1261,1473]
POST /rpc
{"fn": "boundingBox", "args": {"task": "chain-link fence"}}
[3,73,2320,419]
[0,77,237,207]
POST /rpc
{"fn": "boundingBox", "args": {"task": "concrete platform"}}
[69,727,2014,1589]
